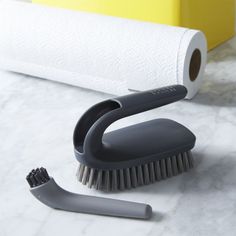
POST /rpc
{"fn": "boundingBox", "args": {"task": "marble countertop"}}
[0,35,236,236]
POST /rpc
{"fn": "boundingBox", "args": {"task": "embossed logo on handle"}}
[150,86,177,95]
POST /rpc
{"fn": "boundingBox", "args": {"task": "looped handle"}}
[73,85,187,156]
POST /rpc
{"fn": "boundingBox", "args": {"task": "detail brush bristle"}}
[26,167,50,188]
[76,151,194,192]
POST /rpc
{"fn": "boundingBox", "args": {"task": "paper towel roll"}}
[0,1,207,98]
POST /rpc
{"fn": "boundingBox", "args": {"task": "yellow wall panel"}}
[33,0,235,50]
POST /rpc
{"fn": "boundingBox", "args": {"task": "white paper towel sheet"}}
[0,1,207,98]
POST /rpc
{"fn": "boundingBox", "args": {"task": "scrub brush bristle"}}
[77,151,194,191]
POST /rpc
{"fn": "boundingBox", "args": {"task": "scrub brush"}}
[73,85,195,191]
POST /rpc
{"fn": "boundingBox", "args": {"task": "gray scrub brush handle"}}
[30,178,152,219]
[74,85,187,162]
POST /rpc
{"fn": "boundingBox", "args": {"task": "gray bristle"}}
[154,161,162,181]
[76,151,194,191]
[112,170,118,191]
[125,168,131,189]
[143,164,150,185]
[149,162,155,183]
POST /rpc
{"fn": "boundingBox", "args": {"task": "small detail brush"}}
[26,167,152,219]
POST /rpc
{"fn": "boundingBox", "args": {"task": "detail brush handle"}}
[30,178,152,219]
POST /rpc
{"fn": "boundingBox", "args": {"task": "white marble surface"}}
[0,35,236,236]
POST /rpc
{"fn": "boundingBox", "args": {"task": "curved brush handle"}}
[30,178,152,219]
[74,85,187,156]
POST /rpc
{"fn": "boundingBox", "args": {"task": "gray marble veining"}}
[0,36,236,236]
